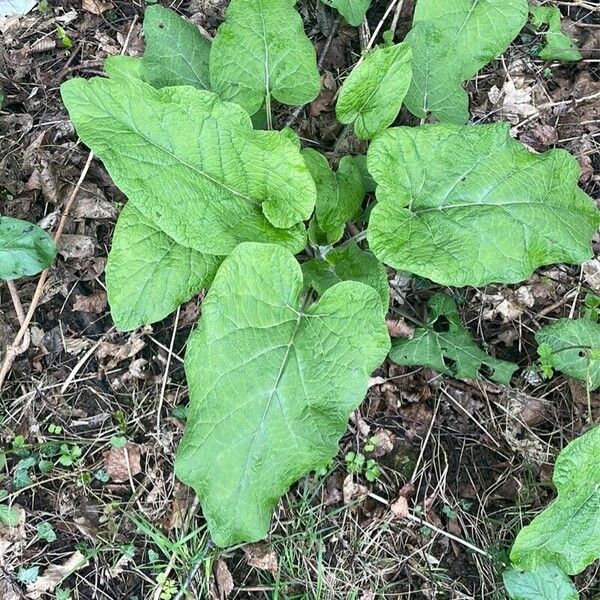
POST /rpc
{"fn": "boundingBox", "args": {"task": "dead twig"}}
[0,152,95,391]
[0,16,140,391]
[7,280,25,326]
[156,306,181,434]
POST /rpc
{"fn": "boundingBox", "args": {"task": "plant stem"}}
[331,123,353,162]
[266,92,273,130]
[339,229,367,248]
[156,306,181,434]
[285,17,340,128]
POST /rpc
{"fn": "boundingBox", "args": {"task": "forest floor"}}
[1,0,599,599]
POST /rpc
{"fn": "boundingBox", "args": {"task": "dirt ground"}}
[1,1,599,598]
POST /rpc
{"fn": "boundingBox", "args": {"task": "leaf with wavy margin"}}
[367,123,599,287]
[176,242,390,546]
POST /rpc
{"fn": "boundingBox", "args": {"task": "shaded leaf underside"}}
[389,293,517,384]
[0,216,57,281]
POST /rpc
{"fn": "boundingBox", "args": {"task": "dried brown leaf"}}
[96,331,146,369]
[390,495,409,519]
[342,474,368,503]
[26,552,88,599]
[214,559,234,599]
[73,291,107,314]
[58,234,96,259]
[369,428,396,458]
[82,0,114,15]
[386,318,415,339]
[244,543,278,574]
[102,442,142,483]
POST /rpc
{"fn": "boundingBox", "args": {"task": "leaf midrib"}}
[104,93,262,208]
[257,0,271,105]
[234,306,305,500]
[412,200,571,213]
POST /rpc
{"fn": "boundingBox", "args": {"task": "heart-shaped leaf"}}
[367,123,600,287]
[404,0,528,123]
[510,426,600,575]
[176,242,390,547]
[0,216,57,281]
[61,76,313,256]
[209,0,321,116]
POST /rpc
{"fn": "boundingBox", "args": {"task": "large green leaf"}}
[104,55,144,82]
[176,242,390,546]
[503,564,578,600]
[336,42,412,140]
[510,426,600,575]
[535,319,600,391]
[61,76,312,256]
[106,204,221,331]
[367,123,600,287]
[529,6,582,62]
[320,0,371,26]
[389,293,517,385]
[302,149,364,245]
[404,0,528,123]
[0,216,57,281]
[103,7,211,89]
[209,0,321,116]
[141,5,211,89]
[303,242,389,312]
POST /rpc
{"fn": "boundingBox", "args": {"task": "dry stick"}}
[0,152,95,391]
[156,305,181,434]
[0,16,139,392]
[60,335,106,394]
[404,512,492,558]
[367,0,403,51]
[6,280,30,356]
[389,0,405,36]
[513,90,600,131]
[390,0,404,34]
[367,491,492,558]
[7,280,26,325]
